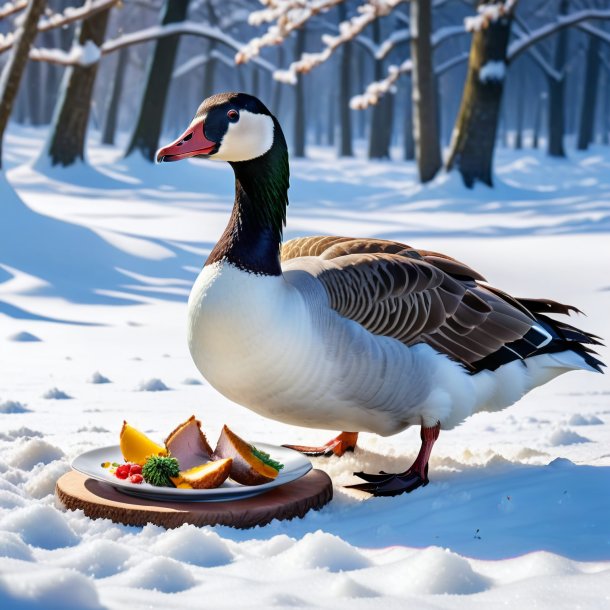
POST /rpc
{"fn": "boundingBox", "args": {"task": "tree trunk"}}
[0,0,47,168]
[337,2,353,157]
[271,46,284,117]
[101,46,128,145]
[532,93,543,149]
[576,35,601,151]
[41,29,62,124]
[369,19,392,159]
[547,0,569,157]
[27,60,43,125]
[327,87,335,146]
[45,7,110,166]
[410,0,442,182]
[446,2,513,188]
[602,68,609,146]
[252,67,260,99]
[514,74,523,149]
[293,27,306,158]
[125,0,190,161]
[403,79,415,160]
[202,2,218,99]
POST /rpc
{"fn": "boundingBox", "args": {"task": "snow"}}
[0,400,30,414]
[88,371,111,384]
[29,41,101,67]
[42,388,72,400]
[137,378,170,392]
[479,60,506,83]
[8,331,41,342]
[547,428,591,446]
[0,127,609,608]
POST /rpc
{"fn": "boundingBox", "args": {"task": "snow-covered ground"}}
[1,127,609,609]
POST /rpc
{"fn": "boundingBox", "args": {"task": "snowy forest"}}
[1,1,609,609]
[1,0,609,186]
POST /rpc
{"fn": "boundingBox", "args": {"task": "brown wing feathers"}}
[281,236,603,373]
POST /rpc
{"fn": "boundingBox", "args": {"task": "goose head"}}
[156,92,283,164]
[157,93,290,276]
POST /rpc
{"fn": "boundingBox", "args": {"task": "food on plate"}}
[164,415,213,471]
[142,455,180,487]
[120,421,167,465]
[107,416,286,490]
[170,458,233,490]
[214,425,284,486]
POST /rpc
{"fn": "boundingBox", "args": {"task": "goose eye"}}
[227,109,239,122]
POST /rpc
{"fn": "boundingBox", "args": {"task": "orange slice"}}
[119,421,167,465]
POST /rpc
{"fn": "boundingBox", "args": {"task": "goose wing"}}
[281,236,551,372]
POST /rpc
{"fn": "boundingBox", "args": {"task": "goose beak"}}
[156,121,217,163]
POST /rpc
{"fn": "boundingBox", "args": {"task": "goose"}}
[156,92,604,496]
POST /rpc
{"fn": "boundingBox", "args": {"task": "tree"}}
[446,1,515,188]
[446,0,610,186]
[101,46,128,146]
[238,0,466,180]
[0,0,47,168]
[337,3,353,157]
[125,0,191,161]
[293,27,306,158]
[410,0,441,181]
[576,34,601,150]
[44,3,111,166]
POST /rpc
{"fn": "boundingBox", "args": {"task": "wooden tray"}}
[56,469,333,529]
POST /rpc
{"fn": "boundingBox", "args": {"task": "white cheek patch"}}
[212,110,275,162]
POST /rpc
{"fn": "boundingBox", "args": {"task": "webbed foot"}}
[283,431,358,457]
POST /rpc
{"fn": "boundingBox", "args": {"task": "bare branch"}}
[434,51,468,77]
[172,49,238,79]
[508,9,610,63]
[577,21,610,46]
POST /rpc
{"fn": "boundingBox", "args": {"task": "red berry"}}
[130,474,143,484]
[115,465,130,479]
[129,464,142,476]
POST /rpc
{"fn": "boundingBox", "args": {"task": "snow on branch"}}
[0,0,120,53]
[237,0,343,63]
[376,27,409,59]
[102,21,276,72]
[508,9,610,63]
[350,57,412,109]
[29,40,101,66]
[0,0,26,20]
[351,47,468,109]
[238,0,407,67]
[37,0,120,32]
[464,0,517,32]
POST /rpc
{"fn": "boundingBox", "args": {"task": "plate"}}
[71,444,312,502]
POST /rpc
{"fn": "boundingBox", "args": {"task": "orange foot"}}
[283,432,359,457]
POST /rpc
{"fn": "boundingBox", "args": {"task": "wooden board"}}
[56,469,333,529]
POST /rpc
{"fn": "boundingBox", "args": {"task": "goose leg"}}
[283,432,359,457]
[347,422,440,496]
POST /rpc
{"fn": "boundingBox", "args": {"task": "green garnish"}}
[142,455,180,487]
[251,445,284,472]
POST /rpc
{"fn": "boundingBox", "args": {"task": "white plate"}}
[71,444,312,502]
